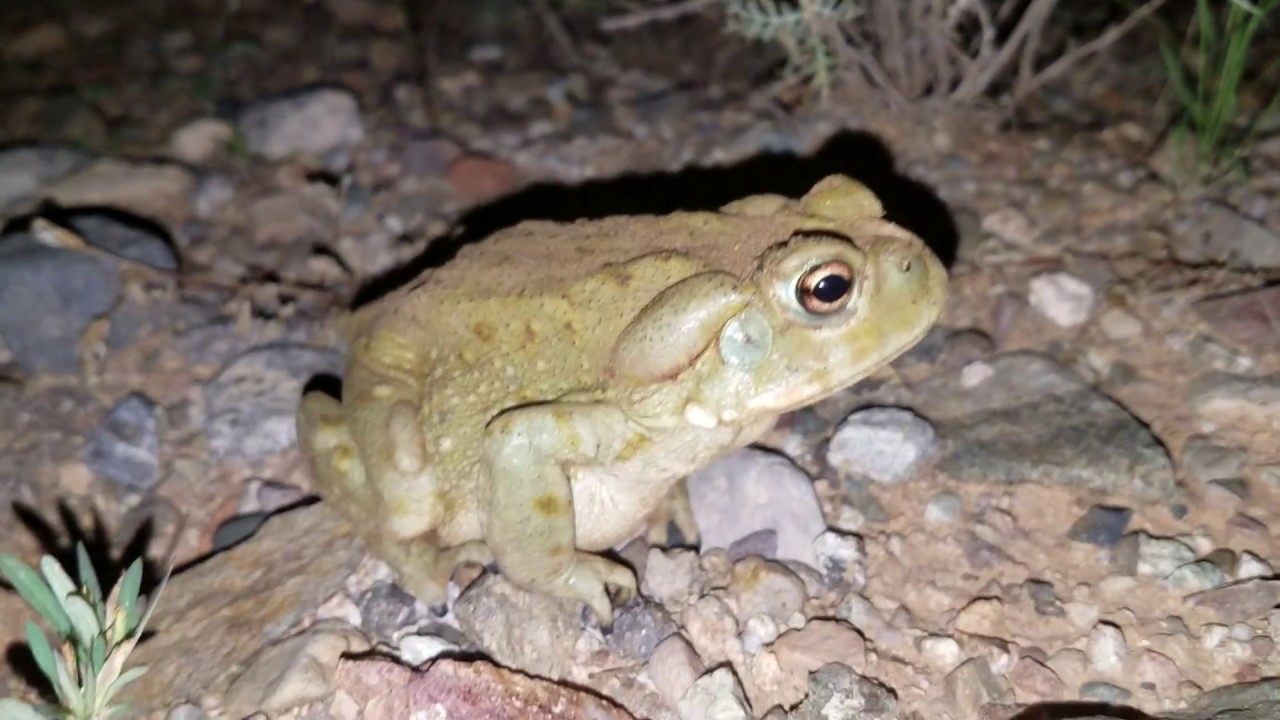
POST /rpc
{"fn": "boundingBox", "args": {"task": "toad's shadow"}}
[353,129,959,308]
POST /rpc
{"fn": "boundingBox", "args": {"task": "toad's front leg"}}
[481,402,639,626]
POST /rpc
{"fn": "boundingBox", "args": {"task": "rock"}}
[791,664,896,720]
[401,134,464,179]
[687,448,827,569]
[944,658,1010,718]
[1024,579,1065,617]
[1182,368,1280,425]
[953,597,1005,637]
[119,503,365,714]
[223,618,371,717]
[1171,202,1280,271]
[826,407,939,485]
[920,635,963,672]
[1164,561,1227,593]
[769,619,866,679]
[1194,285,1280,356]
[1086,622,1127,674]
[910,353,1178,502]
[1134,648,1180,697]
[0,233,119,374]
[642,548,704,610]
[1099,307,1144,340]
[64,209,179,270]
[448,154,519,202]
[397,633,460,666]
[680,595,741,668]
[332,656,637,719]
[606,598,678,660]
[168,117,233,164]
[725,556,806,625]
[1079,680,1131,703]
[80,392,161,492]
[810,530,867,593]
[237,87,365,162]
[44,158,197,224]
[677,667,750,720]
[1164,678,1280,720]
[1007,656,1065,703]
[357,581,425,642]
[453,573,586,681]
[1186,579,1280,624]
[246,190,337,245]
[1114,531,1197,578]
[1236,552,1272,581]
[192,173,236,219]
[924,491,964,525]
[4,21,70,61]
[1066,505,1133,546]
[647,635,705,710]
[982,208,1035,246]
[1180,436,1248,485]
[726,529,778,562]
[202,344,342,461]
[0,144,90,211]
[1028,271,1095,328]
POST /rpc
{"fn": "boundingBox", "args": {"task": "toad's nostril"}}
[899,257,913,273]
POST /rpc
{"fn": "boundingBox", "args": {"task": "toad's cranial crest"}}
[296,173,948,626]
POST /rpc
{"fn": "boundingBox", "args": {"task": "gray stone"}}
[202,344,342,461]
[1067,505,1133,546]
[357,581,426,642]
[1171,202,1280,271]
[605,598,678,661]
[1188,372,1280,427]
[453,573,585,681]
[0,233,119,374]
[64,210,178,270]
[0,144,90,211]
[1186,579,1280,625]
[81,392,161,492]
[791,663,897,720]
[687,447,827,569]
[826,406,939,485]
[238,87,365,162]
[1114,532,1197,578]
[1163,678,1280,719]
[1079,680,1131,703]
[912,353,1178,502]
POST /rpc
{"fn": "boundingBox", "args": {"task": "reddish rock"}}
[1194,285,1280,356]
[448,154,519,202]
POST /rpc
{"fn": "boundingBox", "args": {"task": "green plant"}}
[724,0,861,94]
[0,545,164,720]
[1158,0,1280,187]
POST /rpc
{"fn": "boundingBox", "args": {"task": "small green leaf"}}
[23,621,59,691]
[90,635,106,675]
[115,560,143,628]
[0,698,50,720]
[74,544,102,612]
[38,557,78,618]
[0,555,72,637]
[62,595,101,650]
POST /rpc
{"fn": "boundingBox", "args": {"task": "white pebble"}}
[1236,551,1273,580]
[1086,622,1127,674]
[1029,271,1095,328]
[920,635,963,672]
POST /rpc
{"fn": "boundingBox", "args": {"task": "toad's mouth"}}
[743,316,939,415]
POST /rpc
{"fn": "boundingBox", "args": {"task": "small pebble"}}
[1066,505,1132,546]
[1163,561,1226,592]
[826,407,939,485]
[396,633,458,665]
[1079,680,1131,703]
[1236,551,1273,580]
[919,635,963,671]
[1086,622,1126,674]
[924,492,963,525]
[1028,271,1094,328]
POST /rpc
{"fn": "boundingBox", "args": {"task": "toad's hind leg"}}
[297,390,492,607]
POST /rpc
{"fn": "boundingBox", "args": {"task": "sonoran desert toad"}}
[297,174,948,624]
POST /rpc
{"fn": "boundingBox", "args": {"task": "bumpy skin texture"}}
[296,175,948,625]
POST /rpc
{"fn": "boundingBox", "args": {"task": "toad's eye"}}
[796,260,855,315]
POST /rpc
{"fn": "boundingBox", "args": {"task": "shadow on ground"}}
[354,129,959,307]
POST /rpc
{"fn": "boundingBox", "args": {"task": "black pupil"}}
[812,274,850,304]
